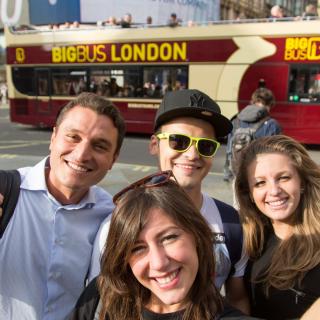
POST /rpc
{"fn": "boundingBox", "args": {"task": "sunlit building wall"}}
[220,0,318,19]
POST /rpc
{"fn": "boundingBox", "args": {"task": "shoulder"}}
[90,186,114,211]
[213,198,240,223]
[259,117,282,136]
[266,117,281,128]
[219,302,263,319]
[18,157,48,187]
[96,215,112,248]
[201,195,240,229]
[301,263,320,295]
[91,185,113,200]
[69,277,100,320]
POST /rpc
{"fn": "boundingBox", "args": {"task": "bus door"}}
[35,68,52,115]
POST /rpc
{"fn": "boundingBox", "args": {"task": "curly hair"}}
[235,135,320,292]
[98,180,223,320]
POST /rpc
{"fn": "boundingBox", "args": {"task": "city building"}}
[220,0,318,20]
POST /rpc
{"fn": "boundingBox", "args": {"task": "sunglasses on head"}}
[156,132,220,158]
[113,170,176,204]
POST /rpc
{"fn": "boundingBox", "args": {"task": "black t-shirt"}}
[246,233,320,320]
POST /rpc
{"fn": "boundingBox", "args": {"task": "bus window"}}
[36,69,50,96]
[89,67,142,98]
[89,66,188,99]
[289,65,320,103]
[12,67,35,95]
[52,68,87,96]
[143,66,188,98]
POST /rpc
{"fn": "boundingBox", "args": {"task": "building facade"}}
[220,0,318,20]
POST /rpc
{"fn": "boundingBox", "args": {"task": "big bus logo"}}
[15,47,25,63]
[285,37,320,61]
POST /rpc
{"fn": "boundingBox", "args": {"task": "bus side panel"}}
[10,98,67,127]
[10,97,158,133]
[239,63,320,144]
[238,64,289,105]
[113,101,157,134]
[281,104,320,144]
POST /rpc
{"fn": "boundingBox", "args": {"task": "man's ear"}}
[149,134,159,155]
[110,151,119,169]
[49,127,57,151]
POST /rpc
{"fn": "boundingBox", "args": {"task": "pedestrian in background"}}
[0,82,7,104]
[146,15,152,25]
[302,3,318,18]
[269,5,284,19]
[167,12,181,27]
[224,87,281,182]
[235,135,320,319]
[120,13,132,28]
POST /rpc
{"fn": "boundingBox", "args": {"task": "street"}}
[1,103,320,205]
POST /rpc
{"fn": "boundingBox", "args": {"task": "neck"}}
[45,168,87,205]
[146,296,187,314]
[272,221,293,240]
[185,187,203,210]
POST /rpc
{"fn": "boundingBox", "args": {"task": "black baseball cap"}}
[154,89,232,137]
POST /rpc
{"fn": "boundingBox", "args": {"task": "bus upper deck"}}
[5,18,320,143]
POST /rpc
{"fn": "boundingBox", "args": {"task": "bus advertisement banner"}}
[8,37,320,65]
[7,39,237,65]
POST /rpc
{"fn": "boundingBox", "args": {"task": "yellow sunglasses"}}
[156,132,220,158]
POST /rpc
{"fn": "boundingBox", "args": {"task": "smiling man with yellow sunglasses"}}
[148,89,250,315]
[89,89,250,315]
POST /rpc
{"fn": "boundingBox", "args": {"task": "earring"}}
[300,188,304,194]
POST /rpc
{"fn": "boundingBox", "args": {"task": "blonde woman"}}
[235,135,320,319]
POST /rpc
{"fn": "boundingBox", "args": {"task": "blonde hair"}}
[98,180,222,320]
[235,135,320,291]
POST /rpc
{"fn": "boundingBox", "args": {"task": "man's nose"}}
[183,141,200,159]
[73,141,92,162]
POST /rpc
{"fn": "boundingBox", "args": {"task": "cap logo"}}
[189,93,205,108]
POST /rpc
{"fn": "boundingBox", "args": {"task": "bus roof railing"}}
[7,16,320,35]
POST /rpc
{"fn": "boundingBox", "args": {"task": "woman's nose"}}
[269,181,281,196]
[148,246,170,271]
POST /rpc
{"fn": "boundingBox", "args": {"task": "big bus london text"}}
[5,19,320,144]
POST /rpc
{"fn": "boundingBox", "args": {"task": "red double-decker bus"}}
[5,19,320,143]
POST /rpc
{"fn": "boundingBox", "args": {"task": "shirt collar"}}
[20,156,96,208]
[20,157,48,191]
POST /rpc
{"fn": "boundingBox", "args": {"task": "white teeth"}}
[155,270,178,285]
[268,199,286,207]
[67,162,88,172]
[175,164,195,169]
